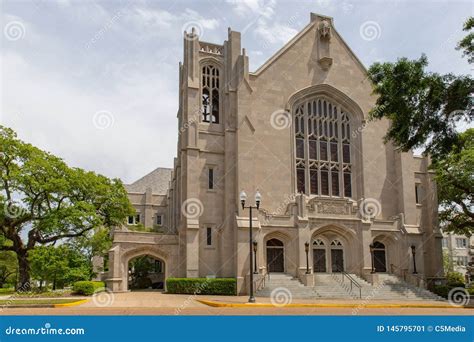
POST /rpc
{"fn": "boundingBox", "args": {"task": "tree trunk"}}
[16,251,31,292]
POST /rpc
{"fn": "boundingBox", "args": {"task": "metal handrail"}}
[254,274,265,291]
[341,271,362,299]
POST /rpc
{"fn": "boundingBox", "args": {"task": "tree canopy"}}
[457,17,474,64]
[368,54,473,159]
[29,245,90,290]
[0,126,133,289]
[367,17,473,235]
[433,129,474,234]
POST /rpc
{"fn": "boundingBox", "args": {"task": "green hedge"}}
[446,272,465,286]
[72,281,106,296]
[433,284,472,299]
[166,278,236,295]
[432,285,450,298]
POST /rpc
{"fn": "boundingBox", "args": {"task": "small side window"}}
[127,214,140,225]
[208,168,214,190]
[415,184,422,204]
[206,227,212,246]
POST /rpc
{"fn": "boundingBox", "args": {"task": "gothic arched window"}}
[201,65,220,123]
[294,97,352,198]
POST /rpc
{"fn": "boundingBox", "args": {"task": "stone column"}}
[186,220,200,278]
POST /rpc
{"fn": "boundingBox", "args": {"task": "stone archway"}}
[262,231,292,274]
[372,234,399,274]
[310,224,357,273]
[266,238,285,272]
[128,254,166,290]
[122,247,169,292]
[372,241,387,273]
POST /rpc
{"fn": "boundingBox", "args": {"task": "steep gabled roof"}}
[125,167,172,195]
[250,13,368,77]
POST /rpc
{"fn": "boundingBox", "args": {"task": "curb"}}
[197,299,472,309]
[0,299,89,309]
[54,299,89,308]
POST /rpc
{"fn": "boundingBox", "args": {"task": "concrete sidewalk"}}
[77,291,470,310]
[79,291,208,308]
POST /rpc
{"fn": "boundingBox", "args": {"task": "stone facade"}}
[106,13,444,294]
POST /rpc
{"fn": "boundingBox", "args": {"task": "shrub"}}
[433,285,450,298]
[446,272,465,286]
[133,277,152,289]
[72,281,105,295]
[166,278,236,295]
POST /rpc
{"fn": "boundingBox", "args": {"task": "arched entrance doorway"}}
[373,241,387,272]
[266,239,284,273]
[313,239,326,272]
[330,239,344,272]
[128,255,166,290]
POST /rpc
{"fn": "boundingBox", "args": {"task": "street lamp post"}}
[253,240,258,274]
[305,241,310,274]
[240,190,262,303]
[369,244,375,273]
[411,245,418,274]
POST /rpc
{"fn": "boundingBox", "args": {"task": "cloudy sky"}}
[1,0,472,184]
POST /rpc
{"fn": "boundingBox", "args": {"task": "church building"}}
[105,13,444,296]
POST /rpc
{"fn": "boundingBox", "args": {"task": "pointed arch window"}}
[313,239,325,246]
[294,98,352,198]
[201,65,220,123]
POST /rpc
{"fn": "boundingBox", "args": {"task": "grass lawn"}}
[0,288,15,296]
[0,298,83,305]
[15,290,75,298]
[0,289,79,298]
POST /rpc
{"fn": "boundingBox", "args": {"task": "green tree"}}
[0,126,134,290]
[433,129,474,234]
[368,54,473,159]
[69,226,113,277]
[457,17,474,64]
[29,245,90,290]
[367,17,473,235]
[0,251,17,288]
[0,234,17,288]
[442,249,453,273]
[29,246,69,290]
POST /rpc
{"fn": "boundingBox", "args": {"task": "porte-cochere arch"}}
[105,232,179,292]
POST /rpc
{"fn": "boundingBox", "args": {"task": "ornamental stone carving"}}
[307,198,356,216]
[318,20,331,40]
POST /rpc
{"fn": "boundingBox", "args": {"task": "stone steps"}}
[256,273,444,301]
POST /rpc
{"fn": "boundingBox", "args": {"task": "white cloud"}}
[227,0,276,19]
[122,6,220,38]
[254,18,298,45]
[182,9,219,29]
[131,7,177,30]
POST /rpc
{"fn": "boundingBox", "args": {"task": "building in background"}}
[442,231,474,281]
